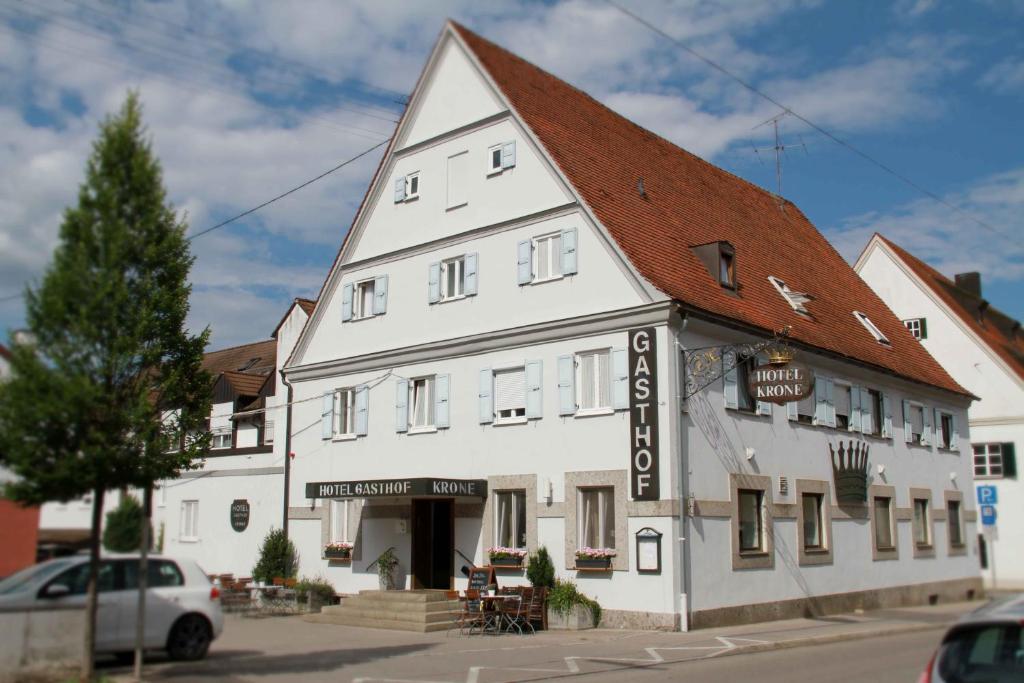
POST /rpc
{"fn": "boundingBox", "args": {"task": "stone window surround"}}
[944,489,966,556]
[481,474,539,558]
[795,479,834,566]
[869,484,898,561]
[730,473,774,570]
[564,470,629,571]
[909,487,935,559]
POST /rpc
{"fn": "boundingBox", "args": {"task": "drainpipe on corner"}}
[672,307,693,632]
[280,369,294,541]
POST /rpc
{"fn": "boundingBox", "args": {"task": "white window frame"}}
[493,490,527,550]
[936,410,954,449]
[352,279,376,320]
[440,256,466,301]
[907,401,925,444]
[575,349,612,415]
[408,375,436,432]
[737,488,765,552]
[862,388,883,437]
[180,500,199,542]
[904,318,924,339]
[801,492,824,550]
[767,275,812,314]
[333,388,357,440]
[404,171,420,200]
[913,497,931,547]
[494,366,527,425]
[487,144,504,175]
[578,487,615,550]
[973,443,1004,478]
[330,499,352,544]
[833,381,853,430]
[211,428,231,449]
[532,232,563,283]
[873,496,895,551]
[853,311,891,345]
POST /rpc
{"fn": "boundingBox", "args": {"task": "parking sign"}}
[977,485,998,505]
[981,505,997,526]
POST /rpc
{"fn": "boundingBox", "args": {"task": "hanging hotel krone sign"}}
[745,345,814,405]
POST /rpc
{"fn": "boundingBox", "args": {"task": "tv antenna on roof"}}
[752,111,807,205]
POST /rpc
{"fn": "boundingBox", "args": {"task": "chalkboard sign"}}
[467,566,496,592]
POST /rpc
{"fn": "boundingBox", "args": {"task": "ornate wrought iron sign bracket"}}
[682,327,793,400]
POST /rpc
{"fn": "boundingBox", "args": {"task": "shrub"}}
[102,495,151,552]
[526,546,555,588]
[252,528,299,583]
[547,579,601,626]
[295,576,336,605]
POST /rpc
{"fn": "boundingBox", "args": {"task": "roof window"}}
[767,276,813,315]
[853,311,891,346]
[692,241,737,290]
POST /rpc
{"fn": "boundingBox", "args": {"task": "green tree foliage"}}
[0,92,211,679]
[526,546,556,589]
[252,528,299,583]
[102,495,152,552]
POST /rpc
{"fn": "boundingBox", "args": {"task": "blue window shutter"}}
[395,379,409,433]
[561,228,578,276]
[922,405,932,446]
[478,369,493,424]
[611,348,629,410]
[882,393,893,438]
[464,253,479,296]
[501,141,516,169]
[849,386,862,432]
[723,356,739,410]
[517,240,532,285]
[321,392,334,439]
[373,275,388,315]
[354,385,369,436]
[428,262,441,304]
[341,283,353,322]
[787,399,798,421]
[825,378,836,427]
[394,177,405,202]
[435,374,450,429]
[558,355,576,416]
[525,360,543,419]
[755,353,771,416]
[814,376,826,426]
[902,399,912,443]
[861,390,874,435]
[950,413,959,451]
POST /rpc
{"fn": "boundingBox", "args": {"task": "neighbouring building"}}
[0,342,41,577]
[856,235,1022,589]
[276,22,981,630]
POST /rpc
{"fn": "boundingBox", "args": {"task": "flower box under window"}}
[575,547,615,570]
[324,543,353,560]
[487,546,526,567]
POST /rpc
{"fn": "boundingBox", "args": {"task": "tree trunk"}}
[82,486,104,682]
[133,486,152,681]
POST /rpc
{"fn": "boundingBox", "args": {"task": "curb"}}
[707,620,946,660]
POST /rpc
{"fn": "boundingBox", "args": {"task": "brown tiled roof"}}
[296,298,316,316]
[0,343,10,361]
[202,339,276,377]
[220,370,269,397]
[273,298,318,339]
[877,235,1024,382]
[451,22,967,397]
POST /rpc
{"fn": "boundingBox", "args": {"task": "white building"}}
[856,235,1022,589]
[276,22,981,630]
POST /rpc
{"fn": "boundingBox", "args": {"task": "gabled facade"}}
[856,234,1022,589]
[280,22,979,629]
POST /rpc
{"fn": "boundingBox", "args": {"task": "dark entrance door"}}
[411,499,453,589]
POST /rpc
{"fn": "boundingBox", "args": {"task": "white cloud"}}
[979,57,1024,94]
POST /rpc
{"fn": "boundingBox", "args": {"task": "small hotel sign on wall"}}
[746,362,814,405]
[629,327,660,501]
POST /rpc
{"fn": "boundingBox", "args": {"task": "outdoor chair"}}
[456,589,487,636]
[499,588,531,635]
[528,586,548,631]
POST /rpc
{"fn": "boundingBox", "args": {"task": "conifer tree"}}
[0,92,211,681]
[102,494,150,552]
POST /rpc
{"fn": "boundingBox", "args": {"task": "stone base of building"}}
[689,576,983,630]
[600,608,680,631]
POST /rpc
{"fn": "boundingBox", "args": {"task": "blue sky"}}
[0,0,1021,349]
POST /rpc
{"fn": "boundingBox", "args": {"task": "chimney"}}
[954,272,982,298]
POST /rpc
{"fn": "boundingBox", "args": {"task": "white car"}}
[919,594,1024,682]
[0,554,223,661]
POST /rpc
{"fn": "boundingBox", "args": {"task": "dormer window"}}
[854,311,891,345]
[692,241,737,290]
[768,276,813,315]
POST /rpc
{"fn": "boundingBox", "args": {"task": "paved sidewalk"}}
[104,599,982,682]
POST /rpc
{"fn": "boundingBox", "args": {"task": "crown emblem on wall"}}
[830,440,869,504]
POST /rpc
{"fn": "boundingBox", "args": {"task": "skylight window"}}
[853,311,891,345]
[768,276,813,315]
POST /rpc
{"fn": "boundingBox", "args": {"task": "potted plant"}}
[575,547,615,570]
[324,542,353,560]
[487,546,527,567]
[295,576,336,613]
[547,579,601,630]
[377,547,399,590]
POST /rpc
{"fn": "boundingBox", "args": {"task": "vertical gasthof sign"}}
[629,327,660,501]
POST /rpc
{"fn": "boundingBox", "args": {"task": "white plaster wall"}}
[38,493,118,532]
[682,322,979,612]
[973,421,1024,588]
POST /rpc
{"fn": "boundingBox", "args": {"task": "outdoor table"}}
[248,584,298,615]
[479,594,522,634]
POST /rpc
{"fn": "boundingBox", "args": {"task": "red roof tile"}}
[296,298,316,316]
[451,22,967,397]
[877,235,1024,383]
[202,339,276,377]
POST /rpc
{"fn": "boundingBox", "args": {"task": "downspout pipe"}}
[280,369,294,541]
[672,308,693,631]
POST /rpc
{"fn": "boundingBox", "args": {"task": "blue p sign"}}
[977,485,998,505]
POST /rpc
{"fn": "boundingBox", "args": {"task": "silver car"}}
[0,554,224,661]
[920,594,1024,683]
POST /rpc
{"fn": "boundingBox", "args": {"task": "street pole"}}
[133,485,152,681]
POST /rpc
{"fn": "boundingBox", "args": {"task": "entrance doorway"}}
[411,499,454,589]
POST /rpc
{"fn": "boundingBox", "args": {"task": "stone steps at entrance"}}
[302,590,461,633]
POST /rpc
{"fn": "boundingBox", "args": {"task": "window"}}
[446,151,468,209]
[873,497,894,550]
[495,490,526,549]
[907,403,925,444]
[801,493,824,549]
[974,443,1004,478]
[181,500,199,541]
[767,275,813,314]
[854,311,891,345]
[405,172,419,199]
[719,247,736,288]
[334,389,356,437]
[353,279,375,319]
[936,624,1024,683]
[903,318,927,340]
[494,367,527,423]
[938,412,954,449]
[488,141,515,175]
[330,499,352,544]
[795,391,815,424]
[47,561,116,596]
[576,350,611,412]
[862,389,882,436]
[441,256,465,300]
[211,429,231,449]
[533,233,563,281]
[738,489,764,552]
[122,559,184,589]
[579,487,615,550]
[913,498,931,547]
[488,144,503,174]
[409,376,435,430]
[834,383,852,430]
[948,500,963,547]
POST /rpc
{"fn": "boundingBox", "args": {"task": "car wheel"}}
[113,651,135,665]
[166,614,212,661]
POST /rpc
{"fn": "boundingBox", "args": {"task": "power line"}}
[606,0,1018,246]
[186,139,389,241]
